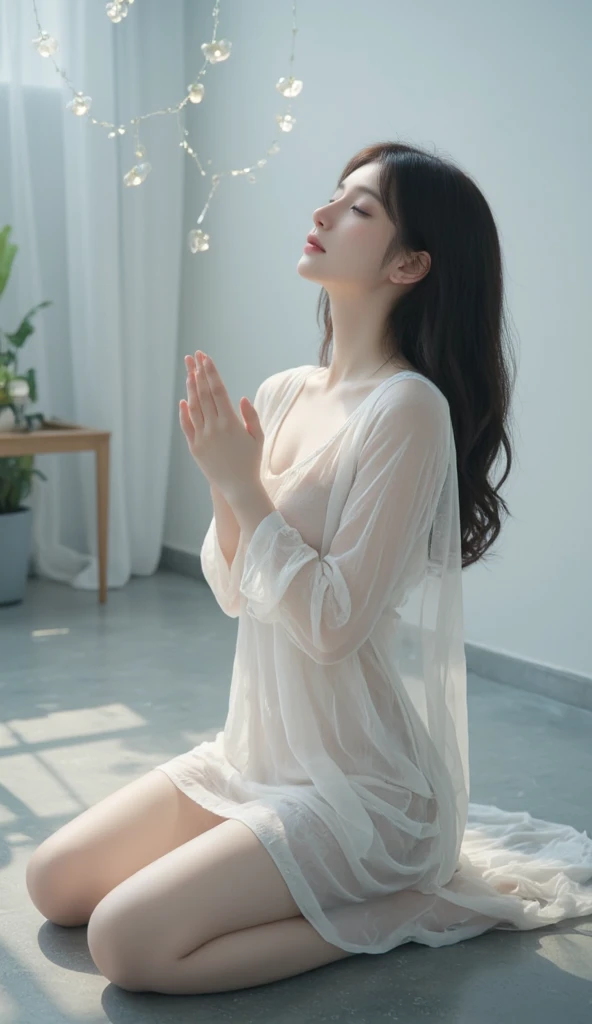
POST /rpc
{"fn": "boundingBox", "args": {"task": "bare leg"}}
[85,818,354,994]
[26,769,228,927]
[156,916,355,994]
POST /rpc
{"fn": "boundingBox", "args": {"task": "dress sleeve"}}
[239,380,451,663]
[199,376,272,618]
[199,518,246,618]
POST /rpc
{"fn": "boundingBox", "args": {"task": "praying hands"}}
[180,351,265,503]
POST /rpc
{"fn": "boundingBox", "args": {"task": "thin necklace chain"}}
[369,357,392,378]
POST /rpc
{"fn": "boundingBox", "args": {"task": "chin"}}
[296,256,325,283]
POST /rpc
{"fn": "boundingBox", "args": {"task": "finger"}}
[184,353,200,418]
[180,398,194,437]
[186,366,204,428]
[194,349,218,420]
[179,399,195,444]
[201,354,233,418]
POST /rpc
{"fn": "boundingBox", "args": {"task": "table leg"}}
[95,439,110,603]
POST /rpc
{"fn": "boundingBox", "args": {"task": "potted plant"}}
[0,225,51,606]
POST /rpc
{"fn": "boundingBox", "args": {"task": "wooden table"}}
[0,419,111,603]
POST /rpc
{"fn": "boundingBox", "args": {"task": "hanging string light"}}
[30,0,302,253]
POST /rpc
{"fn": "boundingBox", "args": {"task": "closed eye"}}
[328,200,370,216]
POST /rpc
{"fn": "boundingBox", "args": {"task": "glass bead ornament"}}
[123,162,152,187]
[201,39,232,63]
[67,92,92,117]
[188,229,210,253]
[276,113,296,132]
[106,1,129,23]
[187,82,205,104]
[276,76,303,98]
[32,31,58,57]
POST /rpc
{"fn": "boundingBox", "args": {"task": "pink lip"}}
[304,241,325,253]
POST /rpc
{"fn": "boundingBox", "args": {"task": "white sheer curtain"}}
[0,0,185,590]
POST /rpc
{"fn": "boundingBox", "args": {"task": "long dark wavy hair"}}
[316,141,519,569]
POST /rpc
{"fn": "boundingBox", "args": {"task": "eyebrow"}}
[334,182,383,205]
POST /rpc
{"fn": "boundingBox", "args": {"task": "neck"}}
[321,290,401,386]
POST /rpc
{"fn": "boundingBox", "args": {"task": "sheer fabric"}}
[155,365,592,954]
[0,0,186,592]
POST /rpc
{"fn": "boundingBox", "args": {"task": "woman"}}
[26,141,592,994]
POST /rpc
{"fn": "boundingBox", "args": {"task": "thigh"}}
[26,768,228,927]
[86,818,305,986]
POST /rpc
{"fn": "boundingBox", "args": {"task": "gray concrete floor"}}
[1,571,591,1024]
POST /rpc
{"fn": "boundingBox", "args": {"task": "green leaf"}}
[0,226,18,299]
[0,453,47,513]
[5,300,52,350]
[24,368,37,403]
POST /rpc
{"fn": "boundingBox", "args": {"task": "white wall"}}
[164,0,592,678]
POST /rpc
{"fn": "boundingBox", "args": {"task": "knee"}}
[25,842,90,928]
[87,897,149,992]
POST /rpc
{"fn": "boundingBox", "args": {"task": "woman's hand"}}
[179,350,265,502]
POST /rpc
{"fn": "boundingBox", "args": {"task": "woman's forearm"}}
[210,484,241,571]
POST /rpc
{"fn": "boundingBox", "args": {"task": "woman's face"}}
[297,161,398,292]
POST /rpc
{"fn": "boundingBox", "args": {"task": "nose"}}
[313,205,328,229]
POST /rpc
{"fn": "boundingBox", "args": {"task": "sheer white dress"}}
[154,365,592,954]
